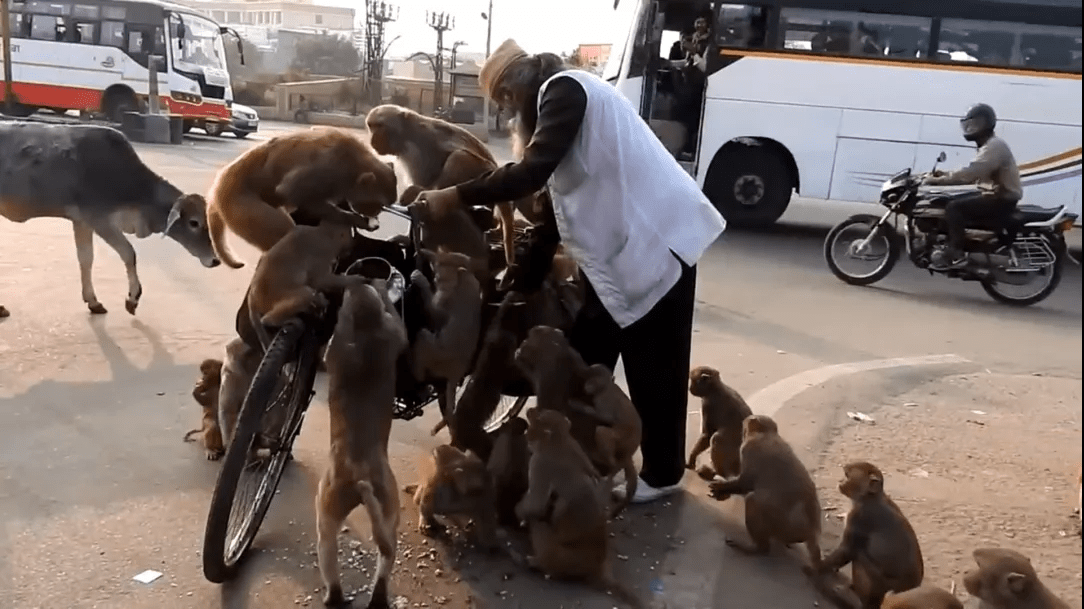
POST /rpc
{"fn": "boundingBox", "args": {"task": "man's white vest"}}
[539,69,726,328]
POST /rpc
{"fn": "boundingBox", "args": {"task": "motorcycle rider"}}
[922,103,1023,269]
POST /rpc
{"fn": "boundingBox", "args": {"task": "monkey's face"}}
[524,408,571,448]
[365,105,405,156]
[741,414,776,441]
[345,166,398,218]
[688,366,720,397]
[838,463,882,500]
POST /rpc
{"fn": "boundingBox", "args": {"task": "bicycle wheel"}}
[202,320,320,583]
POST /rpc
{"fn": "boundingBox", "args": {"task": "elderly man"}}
[415,40,726,504]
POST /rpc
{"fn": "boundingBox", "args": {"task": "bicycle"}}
[201,202,572,583]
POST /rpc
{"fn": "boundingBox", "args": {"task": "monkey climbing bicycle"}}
[200,202,581,583]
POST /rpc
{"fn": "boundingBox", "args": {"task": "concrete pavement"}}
[1,123,1079,609]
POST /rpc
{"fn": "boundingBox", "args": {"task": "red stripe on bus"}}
[2,81,230,120]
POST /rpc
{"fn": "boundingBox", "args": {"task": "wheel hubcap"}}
[734,175,765,206]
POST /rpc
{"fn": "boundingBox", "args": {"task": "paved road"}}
[1,122,1079,609]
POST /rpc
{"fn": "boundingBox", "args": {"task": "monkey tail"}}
[808,569,862,609]
[430,417,448,436]
[355,480,380,510]
[207,202,246,269]
[183,428,202,442]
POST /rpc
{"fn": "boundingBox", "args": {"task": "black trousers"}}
[567,259,697,489]
[944,194,1017,250]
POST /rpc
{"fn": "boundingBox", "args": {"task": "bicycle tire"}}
[202,319,319,583]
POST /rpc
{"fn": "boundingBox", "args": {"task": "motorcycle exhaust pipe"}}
[990,268,1044,286]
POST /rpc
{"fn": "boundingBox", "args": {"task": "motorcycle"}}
[824,151,1079,306]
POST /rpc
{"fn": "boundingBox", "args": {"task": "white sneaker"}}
[613,476,683,505]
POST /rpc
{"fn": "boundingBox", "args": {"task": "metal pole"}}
[2,0,14,114]
[481,0,492,130]
[147,56,160,114]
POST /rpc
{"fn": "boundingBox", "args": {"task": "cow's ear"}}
[163,205,182,236]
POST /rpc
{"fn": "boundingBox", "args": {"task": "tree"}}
[566,49,588,67]
[225,36,263,82]
[292,34,361,77]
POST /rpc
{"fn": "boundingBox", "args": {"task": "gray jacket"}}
[926,135,1023,201]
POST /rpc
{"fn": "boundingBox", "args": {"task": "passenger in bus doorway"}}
[414,39,727,504]
[677,13,713,160]
[923,103,1023,269]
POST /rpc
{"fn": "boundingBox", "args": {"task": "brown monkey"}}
[817,461,924,609]
[577,364,642,517]
[708,415,823,570]
[881,586,963,609]
[513,325,638,509]
[217,337,261,448]
[365,103,518,267]
[412,248,484,427]
[516,408,644,609]
[962,548,1070,609]
[687,365,753,481]
[0,305,9,318]
[406,191,490,290]
[315,277,407,608]
[246,222,356,348]
[432,291,523,460]
[409,444,498,549]
[487,416,531,529]
[206,128,396,268]
[184,358,225,460]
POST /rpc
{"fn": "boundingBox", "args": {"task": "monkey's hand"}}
[399,185,424,205]
[708,479,738,501]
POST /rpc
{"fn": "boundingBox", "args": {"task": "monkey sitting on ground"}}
[513,325,638,512]
[411,248,484,428]
[880,586,963,609]
[708,415,823,571]
[365,104,519,268]
[962,548,1070,609]
[516,408,643,609]
[687,365,753,481]
[184,358,225,460]
[816,461,924,609]
[406,444,498,549]
[315,277,407,608]
[206,128,396,269]
[431,291,523,461]
[487,416,531,529]
[247,222,356,349]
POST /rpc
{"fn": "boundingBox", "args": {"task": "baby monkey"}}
[687,365,752,481]
[184,358,225,460]
[962,548,1070,609]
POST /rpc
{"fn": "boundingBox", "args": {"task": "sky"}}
[322,0,627,59]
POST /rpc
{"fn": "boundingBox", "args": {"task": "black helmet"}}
[961,103,996,142]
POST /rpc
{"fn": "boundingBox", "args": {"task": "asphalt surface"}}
[1,121,1080,609]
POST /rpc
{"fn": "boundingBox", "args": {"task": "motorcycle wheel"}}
[980,234,1064,307]
[824,214,901,286]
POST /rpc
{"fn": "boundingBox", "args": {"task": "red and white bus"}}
[2,0,236,125]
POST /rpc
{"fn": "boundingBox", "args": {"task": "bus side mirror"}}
[936,151,947,163]
[176,22,186,49]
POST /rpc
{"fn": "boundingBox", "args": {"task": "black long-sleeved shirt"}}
[456,75,587,207]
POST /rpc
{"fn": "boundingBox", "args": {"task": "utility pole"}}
[480,0,493,132]
[2,0,14,114]
[447,40,466,107]
[365,1,399,105]
[425,10,453,113]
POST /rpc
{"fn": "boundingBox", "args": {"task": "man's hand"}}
[413,186,462,221]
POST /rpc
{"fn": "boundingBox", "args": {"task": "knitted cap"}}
[478,38,528,100]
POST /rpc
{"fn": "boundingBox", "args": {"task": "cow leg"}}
[73,221,107,315]
[89,222,142,315]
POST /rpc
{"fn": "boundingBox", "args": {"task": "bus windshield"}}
[172,12,226,73]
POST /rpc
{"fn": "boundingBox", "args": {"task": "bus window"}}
[1020,28,1080,72]
[937,19,1014,66]
[29,14,62,41]
[780,9,931,59]
[101,21,125,49]
[715,4,768,49]
[70,21,96,43]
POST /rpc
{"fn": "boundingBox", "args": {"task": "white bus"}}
[604,0,1082,228]
[2,0,238,126]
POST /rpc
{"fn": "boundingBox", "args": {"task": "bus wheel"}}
[705,146,793,229]
[102,88,139,123]
[182,121,193,134]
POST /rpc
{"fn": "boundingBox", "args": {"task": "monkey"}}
[430,290,524,461]
[246,222,356,349]
[816,461,924,609]
[487,416,531,529]
[411,248,484,430]
[962,548,1070,609]
[880,586,964,609]
[513,325,638,511]
[686,365,753,481]
[516,408,644,609]
[576,364,642,517]
[315,277,407,608]
[184,358,225,460]
[0,305,9,318]
[205,127,396,269]
[708,415,823,571]
[365,103,520,268]
[217,337,261,448]
[409,444,499,549]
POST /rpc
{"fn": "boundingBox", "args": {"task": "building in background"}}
[576,43,612,68]
[177,0,355,35]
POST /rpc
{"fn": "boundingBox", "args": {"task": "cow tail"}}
[207,203,246,269]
